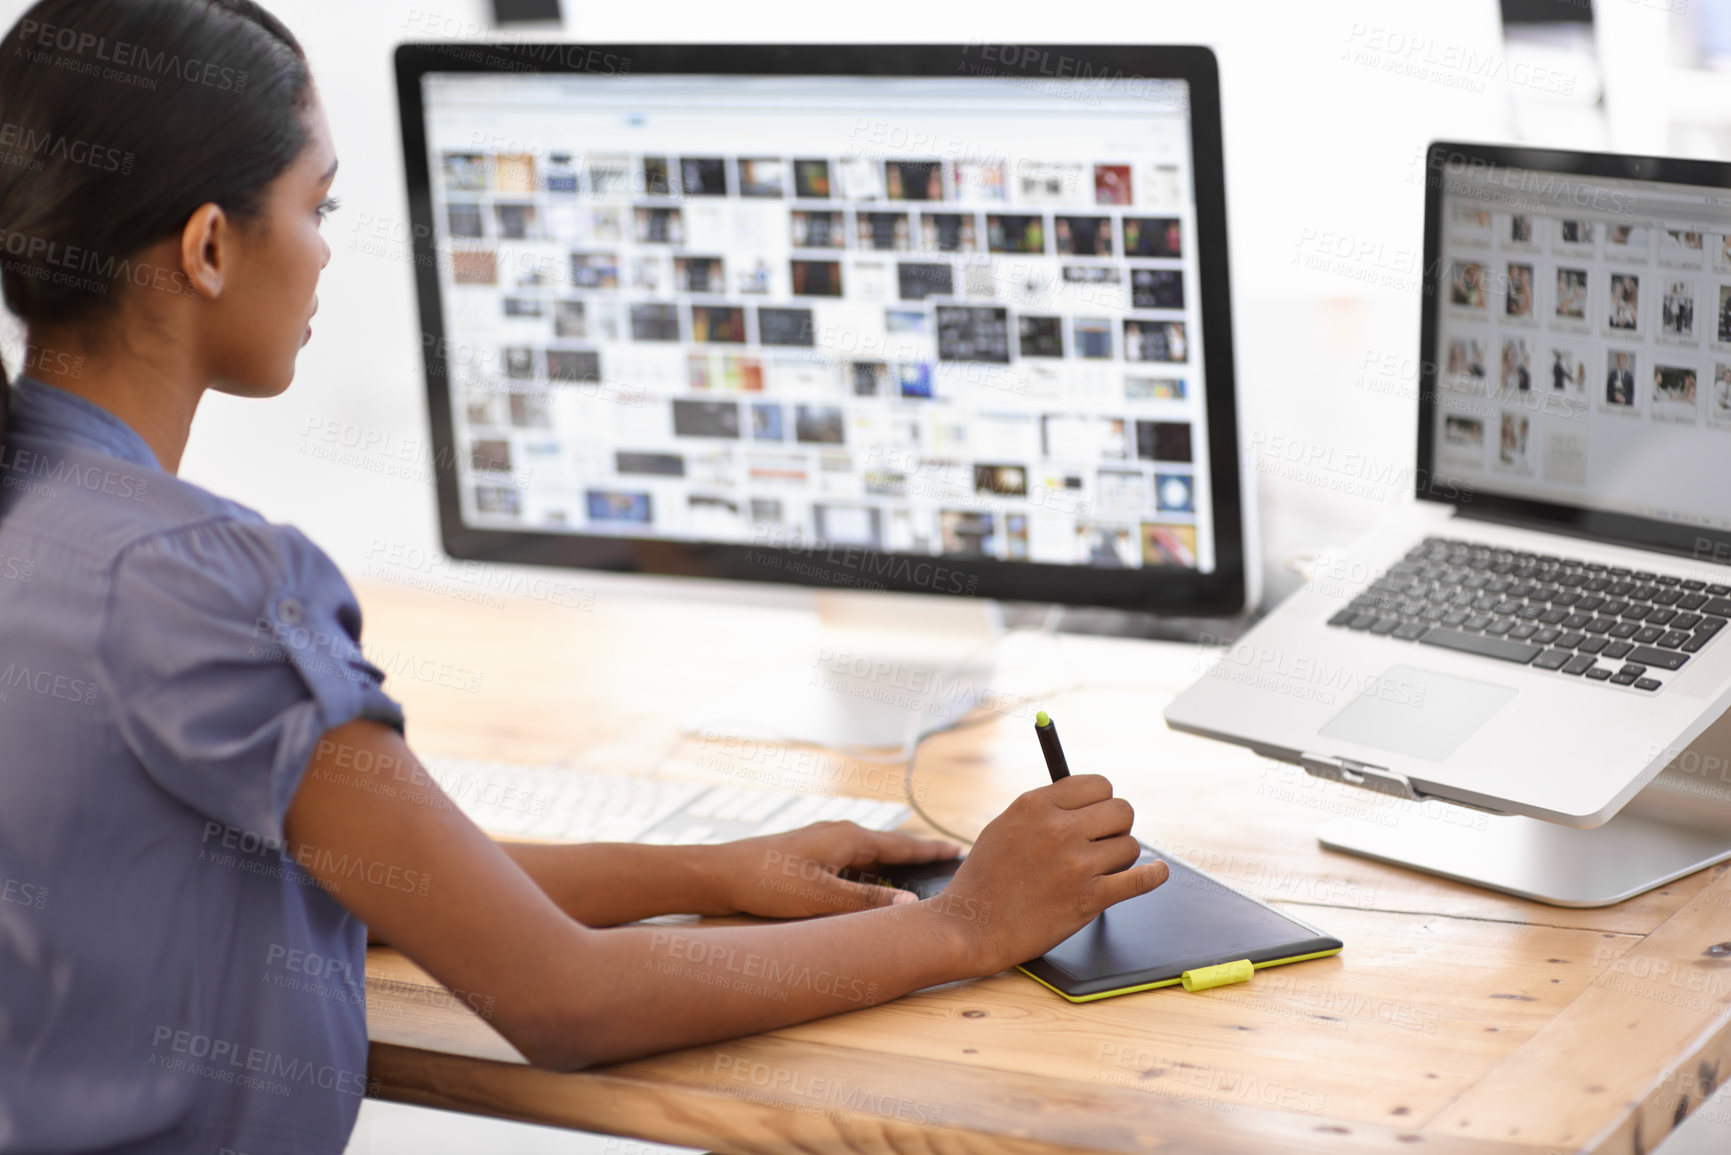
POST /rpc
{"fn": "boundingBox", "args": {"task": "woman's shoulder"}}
[67,450,340,588]
[3,437,298,573]
[113,495,351,623]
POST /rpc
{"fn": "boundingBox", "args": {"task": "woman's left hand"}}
[707,820,963,919]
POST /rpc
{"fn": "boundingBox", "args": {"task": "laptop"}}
[1165,141,1731,831]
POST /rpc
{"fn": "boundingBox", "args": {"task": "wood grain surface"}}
[353,577,1731,1153]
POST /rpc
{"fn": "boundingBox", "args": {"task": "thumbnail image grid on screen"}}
[1431,168,1731,533]
[423,76,1213,571]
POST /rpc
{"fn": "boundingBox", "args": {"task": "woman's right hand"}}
[932,774,1169,975]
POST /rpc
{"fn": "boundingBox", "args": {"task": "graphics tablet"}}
[848,848,1342,1002]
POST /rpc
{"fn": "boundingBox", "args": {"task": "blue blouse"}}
[0,377,405,1154]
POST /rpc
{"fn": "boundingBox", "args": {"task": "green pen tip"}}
[1036,710,1050,727]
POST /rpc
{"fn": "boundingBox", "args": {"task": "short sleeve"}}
[96,517,405,841]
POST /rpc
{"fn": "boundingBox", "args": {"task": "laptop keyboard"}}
[1326,536,1727,692]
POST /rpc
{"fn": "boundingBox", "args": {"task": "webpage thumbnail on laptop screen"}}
[1431,156,1731,536]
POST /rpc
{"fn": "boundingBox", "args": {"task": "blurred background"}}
[7,0,1724,614]
[3,0,1728,1149]
[14,0,1711,619]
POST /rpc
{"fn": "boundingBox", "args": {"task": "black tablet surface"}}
[850,848,1342,1002]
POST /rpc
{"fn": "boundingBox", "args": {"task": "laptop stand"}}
[1316,705,1731,907]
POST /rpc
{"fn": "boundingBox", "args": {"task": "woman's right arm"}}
[286,718,1168,1072]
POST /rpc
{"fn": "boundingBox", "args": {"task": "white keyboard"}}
[421,755,911,844]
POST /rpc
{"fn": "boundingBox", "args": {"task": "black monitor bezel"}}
[1416,140,1731,566]
[395,42,1248,612]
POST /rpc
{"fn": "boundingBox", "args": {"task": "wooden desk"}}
[355,577,1731,1154]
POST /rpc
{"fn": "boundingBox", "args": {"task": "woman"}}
[0,3,1168,1152]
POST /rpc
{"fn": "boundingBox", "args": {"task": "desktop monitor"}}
[394,43,1249,746]
[394,43,1247,614]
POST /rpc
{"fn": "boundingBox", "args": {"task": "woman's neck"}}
[22,329,202,475]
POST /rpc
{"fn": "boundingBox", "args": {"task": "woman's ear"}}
[178,203,231,299]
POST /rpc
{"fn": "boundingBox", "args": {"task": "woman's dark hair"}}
[0,0,312,456]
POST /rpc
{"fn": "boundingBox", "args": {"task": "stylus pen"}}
[1035,710,1070,781]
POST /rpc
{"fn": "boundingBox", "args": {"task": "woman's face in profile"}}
[207,87,336,399]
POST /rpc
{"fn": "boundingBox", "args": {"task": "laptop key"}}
[1532,649,1572,671]
[1634,678,1662,691]
[1625,646,1688,671]
[1353,543,1723,679]
[1419,629,1542,664]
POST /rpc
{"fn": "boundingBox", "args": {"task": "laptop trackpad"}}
[1317,664,1517,762]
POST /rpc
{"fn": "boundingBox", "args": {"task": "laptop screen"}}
[1426,152,1731,539]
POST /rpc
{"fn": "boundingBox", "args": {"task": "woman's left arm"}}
[341,739,960,933]
[499,820,962,927]
[495,839,729,925]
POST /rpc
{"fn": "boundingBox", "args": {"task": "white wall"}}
[1,0,1591,608]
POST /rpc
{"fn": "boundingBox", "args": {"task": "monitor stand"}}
[682,590,1004,754]
[1317,708,1731,907]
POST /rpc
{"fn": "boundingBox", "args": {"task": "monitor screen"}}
[398,46,1246,610]
[1426,152,1731,538]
